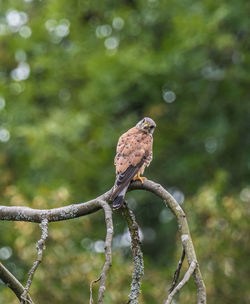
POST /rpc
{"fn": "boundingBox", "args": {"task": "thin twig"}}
[169,248,186,293]
[165,260,197,304]
[122,202,144,304]
[21,218,49,304]
[89,200,113,304]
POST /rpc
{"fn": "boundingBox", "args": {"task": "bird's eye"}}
[142,119,145,123]
[150,126,154,129]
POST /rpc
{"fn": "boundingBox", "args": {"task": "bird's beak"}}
[143,123,150,129]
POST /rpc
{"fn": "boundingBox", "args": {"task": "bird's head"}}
[136,117,156,134]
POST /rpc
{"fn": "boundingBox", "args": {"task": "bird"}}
[110,117,156,209]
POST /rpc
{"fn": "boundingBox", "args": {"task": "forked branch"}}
[165,260,197,304]
[129,181,206,304]
[0,262,33,303]
[0,180,206,304]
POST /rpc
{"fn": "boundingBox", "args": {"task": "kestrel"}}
[110,117,156,209]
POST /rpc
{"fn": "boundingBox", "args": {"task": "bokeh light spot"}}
[104,37,119,50]
[162,90,176,103]
[240,188,250,202]
[168,187,185,204]
[81,238,92,250]
[159,209,174,223]
[0,247,12,260]
[0,97,6,110]
[55,23,70,37]
[0,128,10,142]
[6,10,28,32]
[96,24,112,38]
[201,65,225,81]
[10,82,25,95]
[112,17,124,30]
[6,10,22,27]
[205,137,218,154]
[11,62,30,81]
[45,19,57,31]
[93,240,105,253]
[19,25,32,38]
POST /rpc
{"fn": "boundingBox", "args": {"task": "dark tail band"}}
[112,195,124,209]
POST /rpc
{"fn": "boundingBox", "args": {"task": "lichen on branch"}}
[0,180,206,304]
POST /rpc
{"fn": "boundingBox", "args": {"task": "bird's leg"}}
[133,172,147,184]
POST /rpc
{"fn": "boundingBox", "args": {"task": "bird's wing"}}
[110,128,152,200]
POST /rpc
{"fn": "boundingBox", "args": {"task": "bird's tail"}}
[112,186,128,210]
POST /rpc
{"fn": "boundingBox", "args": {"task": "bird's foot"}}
[133,173,147,184]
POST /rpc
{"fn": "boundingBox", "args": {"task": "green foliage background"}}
[0,0,249,303]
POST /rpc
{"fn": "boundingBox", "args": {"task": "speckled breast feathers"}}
[115,127,153,175]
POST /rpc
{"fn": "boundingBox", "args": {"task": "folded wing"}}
[110,128,151,203]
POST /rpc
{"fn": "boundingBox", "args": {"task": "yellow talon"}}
[133,172,147,184]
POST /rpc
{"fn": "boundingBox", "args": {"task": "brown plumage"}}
[111,117,156,209]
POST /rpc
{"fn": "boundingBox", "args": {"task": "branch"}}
[169,248,186,293]
[89,200,113,304]
[165,260,197,304]
[0,180,206,303]
[0,262,33,303]
[129,180,206,303]
[0,190,112,223]
[21,219,49,304]
[122,202,144,304]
